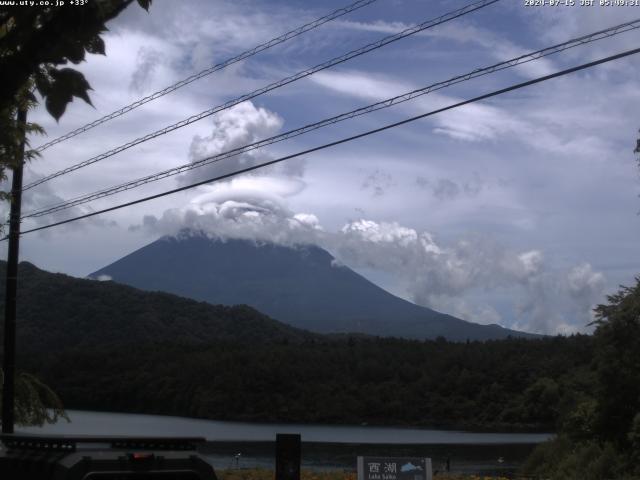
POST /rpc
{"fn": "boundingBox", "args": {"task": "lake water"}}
[18,410,553,476]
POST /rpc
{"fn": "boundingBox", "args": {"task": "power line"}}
[33,0,379,153]
[12,45,640,239]
[21,18,640,220]
[22,0,500,191]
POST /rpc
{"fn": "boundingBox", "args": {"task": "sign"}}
[357,457,432,480]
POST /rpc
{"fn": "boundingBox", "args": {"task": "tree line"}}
[22,334,593,432]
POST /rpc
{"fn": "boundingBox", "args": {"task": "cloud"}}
[431,178,461,200]
[134,189,605,335]
[312,69,412,101]
[14,172,118,235]
[566,262,606,321]
[415,174,498,203]
[361,169,394,197]
[333,220,605,334]
[519,1,640,57]
[310,70,529,144]
[179,101,287,186]
[334,18,557,78]
[114,0,330,72]
[133,99,312,243]
[309,67,629,163]
[428,297,503,327]
[123,95,608,335]
[130,47,164,93]
[132,174,320,247]
[132,99,309,241]
[336,221,535,296]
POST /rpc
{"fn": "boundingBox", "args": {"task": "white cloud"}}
[334,220,607,334]
[361,169,394,197]
[129,47,164,94]
[135,188,606,335]
[312,69,411,101]
[133,183,322,247]
[180,101,287,186]
[334,18,558,78]
[568,262,606,298]
[518,250,544,278]
[16,172,118,234]
[309,66,633,165]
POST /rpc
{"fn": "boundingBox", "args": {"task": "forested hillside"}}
[0,261,314,353]
[23,335,593,431]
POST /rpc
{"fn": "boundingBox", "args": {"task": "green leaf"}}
[34,71,52,97]
[137,0,152,11]
[45,88,72,121]
[26,122,45,136]
[66,41,86,64]
[44,67,93,120]
[51,67,93,106]
[86,35,105,55]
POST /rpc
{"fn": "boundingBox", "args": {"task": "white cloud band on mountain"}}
[135,187,605,335]
[136,178,322,247]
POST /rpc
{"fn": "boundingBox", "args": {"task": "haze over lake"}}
[20,410,551,444]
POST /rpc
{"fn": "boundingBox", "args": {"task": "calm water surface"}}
[20,410,550,444]
[19,410,553,476]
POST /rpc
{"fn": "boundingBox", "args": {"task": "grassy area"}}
[218,470,355,480]
[217,469,512,480]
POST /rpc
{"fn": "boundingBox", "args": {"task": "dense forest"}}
[21,335,593,432]
[0,261,315,354]
[522,279,640,480]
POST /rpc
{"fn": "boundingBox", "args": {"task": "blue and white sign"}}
[357,456,432,480]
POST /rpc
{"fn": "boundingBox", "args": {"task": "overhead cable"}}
[22,0,500,191]
[33,0,379,153]
[22,18,640,219]
[12,45,640,238]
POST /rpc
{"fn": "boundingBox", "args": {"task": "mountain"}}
[90,231,536,341]
[0,260,313,355]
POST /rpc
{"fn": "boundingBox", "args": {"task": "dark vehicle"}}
[0,434,217,480]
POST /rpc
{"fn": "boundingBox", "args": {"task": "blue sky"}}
[5,0,640,334]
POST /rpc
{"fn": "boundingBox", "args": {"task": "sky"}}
[3,0,640,335]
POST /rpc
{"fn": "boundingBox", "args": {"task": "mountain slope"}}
[0,260,313,354]
[90,232,535,340]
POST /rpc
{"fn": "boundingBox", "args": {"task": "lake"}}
[17,410,553,476]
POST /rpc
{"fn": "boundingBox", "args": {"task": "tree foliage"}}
[0,261,314,354]
[0,0,151,427]
[22,335,594,431]
[591,279,640,447]
[0,370,67,427]
[0,85,43,201]
[0,0,151,117]
[0,0,151,193]
[524,278,640,479]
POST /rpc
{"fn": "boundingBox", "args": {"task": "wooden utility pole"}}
[2,107,27,434]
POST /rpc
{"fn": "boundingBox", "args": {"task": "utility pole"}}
[2,107,27,434]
